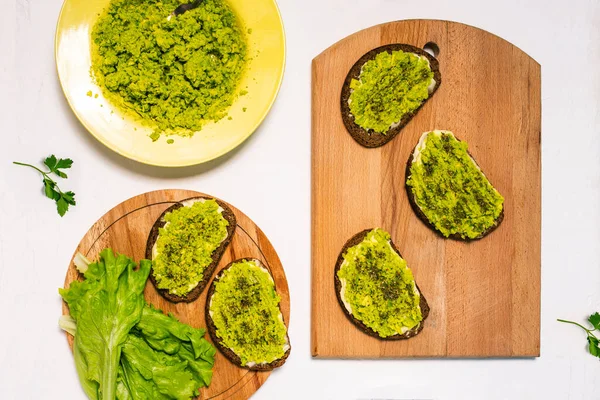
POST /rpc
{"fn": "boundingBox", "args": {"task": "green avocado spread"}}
[91,0,247,138]
[348,50,433,134]
[210,260,288,366]
[406,131,504,239]
[153,199,229,296]
[337,228,422,338]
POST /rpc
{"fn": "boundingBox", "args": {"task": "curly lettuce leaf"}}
[134,306,216,368]
[59,249,151,400]
[117,306,216,400]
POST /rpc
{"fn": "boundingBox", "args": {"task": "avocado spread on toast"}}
[406,131,504,239]
[91,0,247,138]
[337,229,422,338]
[153,199,229,296]
[209,260,287,366]
[348,50,433,134]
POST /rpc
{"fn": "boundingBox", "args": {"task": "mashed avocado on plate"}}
[406,130,504,239]
[152,199,229,296]
[91,0,247,139]
[209,259,289,366]
[348,49,435,134]
[337,229,423,338]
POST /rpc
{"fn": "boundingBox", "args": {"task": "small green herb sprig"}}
[558,313,600,359]
[13,155,76,217]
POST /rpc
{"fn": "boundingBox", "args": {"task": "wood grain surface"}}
[62,189,290,399]
[311,20,541,358]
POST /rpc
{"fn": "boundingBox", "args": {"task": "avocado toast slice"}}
[405,130,505,241]
[341,43,441,148]
[206,258,291,370]
[334,228,430,340]
[146,196,236,303]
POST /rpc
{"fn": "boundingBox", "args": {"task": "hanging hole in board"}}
[423,42,440,58]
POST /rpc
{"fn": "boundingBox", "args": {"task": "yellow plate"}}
[55,0,285,167]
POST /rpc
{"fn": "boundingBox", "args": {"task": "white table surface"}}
[2,0,600,398]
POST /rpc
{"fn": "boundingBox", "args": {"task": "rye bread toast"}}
[340,43,442,148]
[334,229,430,340]
[405,132,504,241]
[145,196,236,303]
[205,258,291,370]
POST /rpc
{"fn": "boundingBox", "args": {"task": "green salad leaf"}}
[60,251,216,399]
[60,249,151,400]
[117,307,216,399]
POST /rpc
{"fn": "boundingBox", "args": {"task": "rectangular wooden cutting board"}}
[311,19,541,358]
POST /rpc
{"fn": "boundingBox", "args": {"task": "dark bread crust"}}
[205,258,291,371]
[334,229,430,340]
[145,196,237,303]
[404,133,504,241]
[340,43,442,148]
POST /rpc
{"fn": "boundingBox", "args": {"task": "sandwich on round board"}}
[206,258,291,370]
[146,196,236,303]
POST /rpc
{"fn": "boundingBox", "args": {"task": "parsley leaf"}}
[589,313,600,330]
[13,155,77,217]
[589,336,600,357]
[44,155,73,178]
[43,178,57,200]
[44,155,57,171]
[56,158,73,170]
[56,197,69,217]
[558,313,600,360]
[62,191,76,206]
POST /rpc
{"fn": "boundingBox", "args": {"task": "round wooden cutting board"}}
[62,189,290,400]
